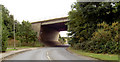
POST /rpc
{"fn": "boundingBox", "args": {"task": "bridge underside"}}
[40,22,67,46]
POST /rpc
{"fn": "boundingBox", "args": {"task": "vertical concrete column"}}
[31,23,41,37]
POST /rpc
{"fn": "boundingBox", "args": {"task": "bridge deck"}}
[31,17,68,25]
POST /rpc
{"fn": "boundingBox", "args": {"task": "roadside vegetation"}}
[59,35,69,44]
[0,5,44,52]
[67,2,120,59]
[68,47,118,60]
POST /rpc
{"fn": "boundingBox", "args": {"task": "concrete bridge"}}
[31,17,69,46]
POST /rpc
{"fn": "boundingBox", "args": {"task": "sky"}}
[0,0,76,37]
[0,0,75,22]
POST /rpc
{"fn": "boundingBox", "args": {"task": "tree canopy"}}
[67,2,120,54]
[0,5,39,52]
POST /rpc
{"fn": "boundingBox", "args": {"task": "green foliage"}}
[91,29,112,42]
[67,2,120,54]
[69,47,118,60]
[0,5,9,52]
[72,22,120,54]
[0,13,1,52]
[68,2,120,41]
[0,5,41,52]
[1,5,14,38]
[0,24,9,52]
[58,35,66,44]
[90,22,120,54]
[2,25,8,43]
[16,21,38,45]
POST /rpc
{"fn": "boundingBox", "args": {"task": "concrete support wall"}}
[31,23,41,37]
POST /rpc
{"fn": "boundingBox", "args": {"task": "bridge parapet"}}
[41,18,68,25]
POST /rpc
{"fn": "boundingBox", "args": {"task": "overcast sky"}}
[0,0,75,22]
[0,0,75,37]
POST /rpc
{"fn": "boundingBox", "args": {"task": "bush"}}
[91,29,112,42]
[71,22,120,54]
[89,22,120,54]
[16,21,38,45]
[73,43,81,50]
[1,41,7,52]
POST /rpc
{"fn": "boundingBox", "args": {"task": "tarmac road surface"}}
[3,47,106,62]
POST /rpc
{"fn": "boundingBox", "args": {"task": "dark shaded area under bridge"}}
[31,17,69,47]
[40,22,67,47]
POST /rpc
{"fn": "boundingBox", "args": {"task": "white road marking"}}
[47,52,52,60]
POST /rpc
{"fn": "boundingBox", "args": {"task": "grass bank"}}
[68,47,118,60]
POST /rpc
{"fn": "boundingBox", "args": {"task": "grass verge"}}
[6,49,17,51]
[7,46,40,51]
[68,47,118,60]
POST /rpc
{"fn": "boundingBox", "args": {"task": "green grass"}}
[6,49,17,51]
[7,46,38,51]
[8,46,38,48]
[16,46,35,48]
[68,47,118,60]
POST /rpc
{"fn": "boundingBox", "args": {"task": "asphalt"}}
[3,47,97,60]
[0,48,37,59]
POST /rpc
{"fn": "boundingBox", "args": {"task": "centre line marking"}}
[47,52,52,60]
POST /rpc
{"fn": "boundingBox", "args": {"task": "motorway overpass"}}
[31,17,69,46]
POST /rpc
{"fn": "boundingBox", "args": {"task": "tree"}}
[16,21,37,46]
[67,2,120,45]
[0,5,9,52]
[0,5,39,49]
[8,15,14,38]
[1,24,8,52]
[1,4,14,38]
[67,2,120,54]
